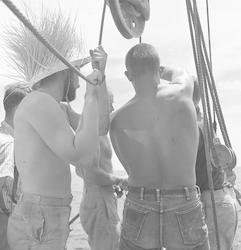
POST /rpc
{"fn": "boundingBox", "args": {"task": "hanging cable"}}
[206,0,217,132]
[206,0,212,69]
[98,0,108,45]
[186,1,221,249]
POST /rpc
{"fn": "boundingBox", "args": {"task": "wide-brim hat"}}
[30,57,91,89]
[2,6,89,88]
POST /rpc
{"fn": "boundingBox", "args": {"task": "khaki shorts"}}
[7,193,72,250]
[80,186,121,250]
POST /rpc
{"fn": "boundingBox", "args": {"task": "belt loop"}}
[184,187,190,200]
[140,188,144,201]
[156,189,160,202]
[195,185,201,197]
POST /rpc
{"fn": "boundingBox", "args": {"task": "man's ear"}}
[124,70,132,81]
[62,68,70,79]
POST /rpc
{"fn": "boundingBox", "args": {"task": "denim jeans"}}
[80,186,121,250]
[7,193,72,250]
[201,187,238,250]
[119,186,210,250]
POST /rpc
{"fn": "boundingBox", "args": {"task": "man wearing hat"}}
[3,8,110,250]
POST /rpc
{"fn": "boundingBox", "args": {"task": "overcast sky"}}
[0,0,240,169]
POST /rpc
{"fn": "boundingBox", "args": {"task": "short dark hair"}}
[125,43,160,78]
[3,83,32,115]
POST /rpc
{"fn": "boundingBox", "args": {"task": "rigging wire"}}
[185,1,221,249]
[206,0,217,132]
[98,0,108,45]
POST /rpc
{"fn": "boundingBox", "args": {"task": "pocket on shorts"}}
[31,205,47,243]
[176,202,208,245]
[80,200,98,231]
[84,202,97,209]
[8,205,32,249]
[121,201,147,241]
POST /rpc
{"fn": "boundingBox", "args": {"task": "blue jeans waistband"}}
[18,193,73,206]
[128,185,199,202]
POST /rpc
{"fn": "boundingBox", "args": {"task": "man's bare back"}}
[111,85,198,189]
[110,44,198,190]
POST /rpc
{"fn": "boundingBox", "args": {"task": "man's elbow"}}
[71,153,95,169]
[99,126,109,136]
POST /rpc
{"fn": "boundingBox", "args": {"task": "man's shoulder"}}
[17,91,59,118]
[110,105,131,128]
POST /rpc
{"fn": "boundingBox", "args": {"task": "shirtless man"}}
[76,90,127,250]
[7,46,109,250]
[110,43,210,250]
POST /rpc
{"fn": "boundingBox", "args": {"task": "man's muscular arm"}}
[62,46,110,136]
[91,46,110,136]
[159,65,193,98]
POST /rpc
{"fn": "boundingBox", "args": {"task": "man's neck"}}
[37,81,64,103]
[4,116,13,129]
[134,78,159,98]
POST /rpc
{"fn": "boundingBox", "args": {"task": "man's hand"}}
[86,69,104,90]
[89,45,108,74]
[114,176,129,198]
[116,175,129,191]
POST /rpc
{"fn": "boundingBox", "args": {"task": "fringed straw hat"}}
[2,6,90,89]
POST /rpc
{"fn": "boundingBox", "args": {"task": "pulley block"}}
[210,137,237,170]
[108,0,150,39]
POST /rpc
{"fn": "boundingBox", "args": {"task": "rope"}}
[205,0,217,132]
[205,0,212,70]
[2,0,95,86]
[98,0,108,45]
[194,8,232,148]
[186,1,221,249]
[69,213,80,226]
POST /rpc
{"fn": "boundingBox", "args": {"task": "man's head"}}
[125,43,160,82]
[3,83,32,117]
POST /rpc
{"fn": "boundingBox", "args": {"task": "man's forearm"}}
[160,65,185,82]
[74,92,99,167]
[84,167,123,186]
[98,80,110,136]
